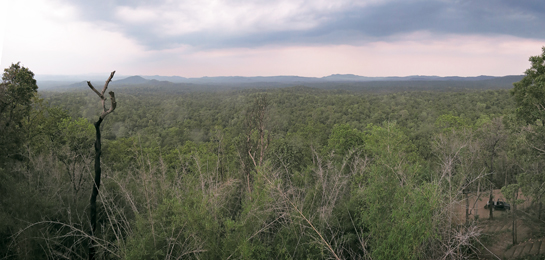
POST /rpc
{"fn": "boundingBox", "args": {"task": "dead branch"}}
[87,71,116,119]
[87,71,116,260]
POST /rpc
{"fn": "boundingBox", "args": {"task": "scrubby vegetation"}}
[2,48,545,259]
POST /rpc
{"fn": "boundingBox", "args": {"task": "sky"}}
[1,0,544,78]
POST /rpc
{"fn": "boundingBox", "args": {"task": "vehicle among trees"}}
[485,199,511,210]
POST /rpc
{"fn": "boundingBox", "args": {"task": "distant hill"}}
[114,76,149,84]
[301,75,525,92]
[36,74,525,91]
[141,74,523,85]
[322,74,373,81]
[143,75,320,84]
[64,81,89,89]
[37,81,79,90]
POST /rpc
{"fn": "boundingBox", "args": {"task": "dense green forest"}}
[1,48,545,259]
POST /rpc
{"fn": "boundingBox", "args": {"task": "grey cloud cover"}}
[63,0,545,50]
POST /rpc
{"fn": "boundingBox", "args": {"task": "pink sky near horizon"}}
[1,0,543,78]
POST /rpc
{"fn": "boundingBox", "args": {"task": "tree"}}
[87,71,117,260]
[358,123,439,260]
[0,64,39,256]
[245,94,270,168]
[241,94,270,197]
[327,123,364,157]
[502,184,524,245]
[517,163,545,220]
[56,117,95,199]
[511,46,545,124]
[0,62,38,161]
[511,47,545,220]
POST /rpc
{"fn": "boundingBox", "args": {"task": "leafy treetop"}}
[512,46,545,124]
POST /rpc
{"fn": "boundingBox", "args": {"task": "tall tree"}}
[0,62,38,162]
[511,46,545,124]
[511,47,545,219]
[502,184,524,245]
[87,71,116,260]
[241,94,270,196]
[245,94,270,168]
[0,62,38,258]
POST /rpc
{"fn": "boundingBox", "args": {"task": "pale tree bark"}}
[489,184,493,220]
[246,94,269,168]
[539,200,542,220]
[465,189,469,225]
[481,117,506,181]
[87,71,116,260]
[243,94,270,197]
[512,189,518,244]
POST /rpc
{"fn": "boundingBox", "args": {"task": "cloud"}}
[0,0,8,64]
[120,33,544,77]
[57,0,545,50]
[1,0,147,74]
[2,0,543,77]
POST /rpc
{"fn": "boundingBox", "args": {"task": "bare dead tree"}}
[488,184,494,220]
[87,71,116,260]
[246,94,270,168]
[241,94,270,197]
[512,189,518,245]
[480,118,506,178]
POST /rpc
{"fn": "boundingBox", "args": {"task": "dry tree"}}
[86,71,117,260]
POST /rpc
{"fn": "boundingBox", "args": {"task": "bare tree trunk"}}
[512,205,516,245]
[475,180,480,219]
[89,117,103,259]
[539,200,542,220]
[489,185,493,220]
[86,72,116,260]
[243,94,270,199]
[512,189,518,245]
[465,190,469,225]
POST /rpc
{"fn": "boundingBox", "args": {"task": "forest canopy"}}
[1,48,545,259]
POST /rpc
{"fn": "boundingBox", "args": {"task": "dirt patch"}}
[455,189,531,225]
[476,208,545,259]
[479,216,530,258]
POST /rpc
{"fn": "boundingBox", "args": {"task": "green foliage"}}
[508,46,545,214]
[511,46,545,124]
[124,196,215,260]
[0,62,38,160]
[517,166,545,206]
[1,61,534,259]
[357,123,436,259]
[57,117,95,151]
[501,184,525,206]
[1,62,37,109]
[362,183,438,260]
[327,123,364,156]
[435,114,468,132]
[268,136,305,174]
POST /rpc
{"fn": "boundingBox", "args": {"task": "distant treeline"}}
[39,74,523,92]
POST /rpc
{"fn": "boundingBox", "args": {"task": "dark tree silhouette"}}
[0,62,38,161]
[87,71,116,260]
